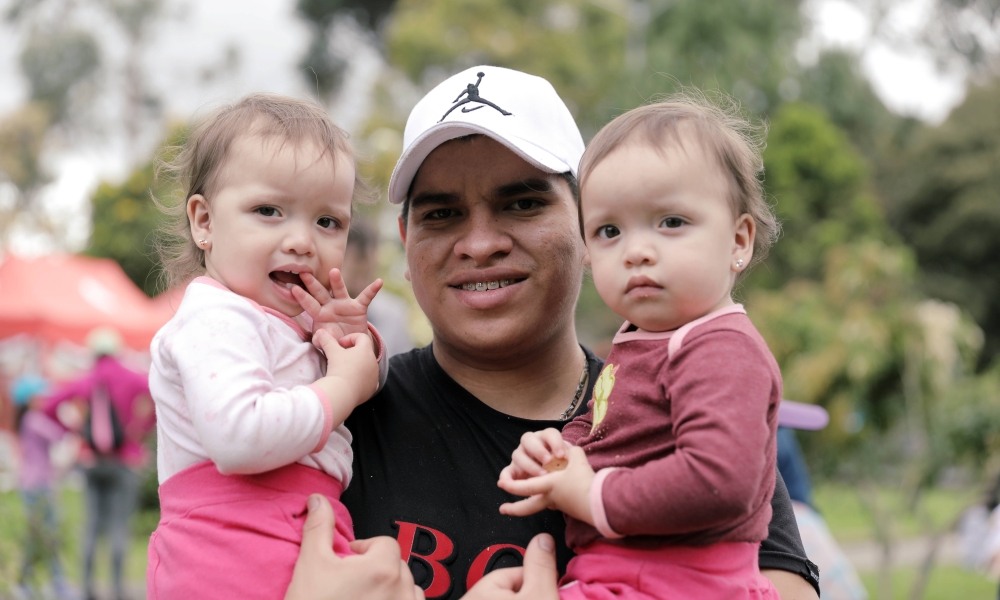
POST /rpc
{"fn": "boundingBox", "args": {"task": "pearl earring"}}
[198,239,207,247]
[736,259,744,268]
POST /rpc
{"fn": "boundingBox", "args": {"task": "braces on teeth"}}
[463,280,512,291]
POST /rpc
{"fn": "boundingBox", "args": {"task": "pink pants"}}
[146,461,355,600]
[559,541,779,600]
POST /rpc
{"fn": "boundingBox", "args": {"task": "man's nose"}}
[453,208,513,264]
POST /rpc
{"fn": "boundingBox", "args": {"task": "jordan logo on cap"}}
[438,72,513,123]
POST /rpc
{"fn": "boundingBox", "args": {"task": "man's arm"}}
[760,472,821,598]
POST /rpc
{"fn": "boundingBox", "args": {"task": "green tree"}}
[880,80,1000,368]
[749,103,886,289]
[84,129,184,296]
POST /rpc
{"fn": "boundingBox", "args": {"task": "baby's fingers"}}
[511,446,547,478]
[499,494,549,517]
[497,472,554,498]
[291,284,323,317]
[328,268,349,300]
[355,278,383,308]
[300,272,332,304]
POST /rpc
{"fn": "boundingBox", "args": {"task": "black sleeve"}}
[759,470,821,596]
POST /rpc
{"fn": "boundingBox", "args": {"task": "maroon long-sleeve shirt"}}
[563,305,780,550]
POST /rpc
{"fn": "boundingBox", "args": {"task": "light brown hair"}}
[154,93,372,290]
[578,92,779,269]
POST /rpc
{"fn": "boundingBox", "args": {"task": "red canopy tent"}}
[0,254,176,351]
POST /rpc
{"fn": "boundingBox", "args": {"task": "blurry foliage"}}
[752,103,887,288]
[297,0,398,98]
[0,103,50,199]
[386,0,627,132]
[18,27,100,124]
[634,0,802,114]
[0,102,55,245]
[797,50,902,161]
[881,80,1000,368]
[84,128,185,296]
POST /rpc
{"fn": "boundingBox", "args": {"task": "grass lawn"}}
[0,485,155,594]
[814,482,995,599]
[860,565,996,599]
[813,483,981,543]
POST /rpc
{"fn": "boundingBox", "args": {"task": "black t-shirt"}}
[343,345,820,599]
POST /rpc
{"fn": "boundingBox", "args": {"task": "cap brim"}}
[388,122,573,205]
[778,400,830,430]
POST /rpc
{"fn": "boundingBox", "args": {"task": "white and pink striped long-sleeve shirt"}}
[149,276,387,486]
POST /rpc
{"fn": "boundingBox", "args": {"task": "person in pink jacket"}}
[42,328,154,600]
[499,96,783,599]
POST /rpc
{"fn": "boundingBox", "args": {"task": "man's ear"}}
[397,214,407,246]
[398,214,411,282]
[188,194,212,246]
[732,213,755,273]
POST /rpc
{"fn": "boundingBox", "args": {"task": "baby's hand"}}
[498,444,595,526]
[293,268,382,344]
[508,428,568,480]
[313,329,380,409]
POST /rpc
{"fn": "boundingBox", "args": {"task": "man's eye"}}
[509,198,541,211]
[317,217,338,229]
[597,225,620,239]
[255,206,278,217]
[425,208,457,220]
[661,217,684,228]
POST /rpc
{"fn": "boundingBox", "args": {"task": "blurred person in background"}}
[43,327,155,600]
[777,411,868,600]
[343,220,415,357]
[12,373,75,600]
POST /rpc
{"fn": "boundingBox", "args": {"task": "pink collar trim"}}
[613,304,747,348]
[191,276,311,342]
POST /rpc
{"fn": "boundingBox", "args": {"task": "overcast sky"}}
[0,0,969,255]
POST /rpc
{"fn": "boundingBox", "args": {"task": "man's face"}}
[400,136,586,362]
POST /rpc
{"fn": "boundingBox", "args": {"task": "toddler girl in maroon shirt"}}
[498,96,782,599]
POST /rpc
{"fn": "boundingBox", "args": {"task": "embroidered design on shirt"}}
[438,72,513,123]
[591,363,618,433]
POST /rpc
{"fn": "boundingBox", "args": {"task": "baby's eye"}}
[596,225,620,239]
[661,217,684,228]
[255,206,278,217]
[317,217,339,230]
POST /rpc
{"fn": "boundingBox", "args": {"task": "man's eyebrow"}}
[494,178,557,199]
[409,191,461,210]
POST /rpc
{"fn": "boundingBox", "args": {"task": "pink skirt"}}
[560,541,779,600]
[146,461,355,600]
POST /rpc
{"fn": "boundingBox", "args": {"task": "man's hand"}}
[498,444,595,525]
[293,268,382,343]
[461,534,560,600]
[285,494,425,600]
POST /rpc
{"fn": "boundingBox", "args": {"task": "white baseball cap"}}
[388,65,585,205]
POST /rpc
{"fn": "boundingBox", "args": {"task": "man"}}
[293,66,821,600]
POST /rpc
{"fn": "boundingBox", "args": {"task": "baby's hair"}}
[154,93,373,290]
[578,90,779,270]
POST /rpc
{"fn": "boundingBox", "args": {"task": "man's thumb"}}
[520,533,559,595]
[301,494,336,558]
